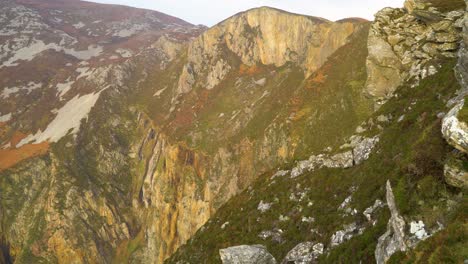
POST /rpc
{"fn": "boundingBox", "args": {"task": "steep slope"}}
[167,59,465,264]
[2,1,465,264]
[0,0,205,263]
[125,7,373,262]
[0,3,377,264]
[167,1,467,263]
[0,0,203,170]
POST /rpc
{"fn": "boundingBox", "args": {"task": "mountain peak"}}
[177,6,367,94]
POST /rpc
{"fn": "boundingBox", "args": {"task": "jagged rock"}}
[351,136,380,165]
[258,200,273,213]
[404,0,427,14]
[152,36,183,62]
[442,100,468,153]
[444,157,468,188]
[375,180,407,264]
[281,242,324,264]
[330,223,359,247]
[363,199,384,222]
[206,59,232,90]
[366,0,464,102]
[365,27,403,99]
[290,135,379,178]
[409,221,429,240]
[219,245,277,264]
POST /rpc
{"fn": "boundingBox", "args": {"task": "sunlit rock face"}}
[178,7,365,95]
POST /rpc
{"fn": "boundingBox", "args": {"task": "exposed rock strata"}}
[366,0,465,102]
[177,7,364,95]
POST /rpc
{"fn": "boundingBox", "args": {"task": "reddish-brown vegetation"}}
[0,142,49,171]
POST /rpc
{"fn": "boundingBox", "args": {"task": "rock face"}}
[365,0,465,102]
[456,1,468,89]
[289,135,379,178]
[441,1,468,189]
[281,242,324,264]
[0,2,375,262]
[375,181,407,264]
[177,7,364,95]
[444,156,468,188]
[219,245,277,264]
[442,100,468,153]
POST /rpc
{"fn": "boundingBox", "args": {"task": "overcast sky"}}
[87,0,405,26]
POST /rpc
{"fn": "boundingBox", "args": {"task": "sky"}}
[87,0,405,26]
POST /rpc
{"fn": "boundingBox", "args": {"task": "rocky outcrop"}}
[455,1,468,89]
[444,156,468,188]
[375,180,407,264]
[219,245,277,264]
[289,135,379,178]
[442,100,468,153]
[441,2,468,189]
[365,0,465,102]
[331,223,360,247]
[177,7,365,95]
[281,242,324,264]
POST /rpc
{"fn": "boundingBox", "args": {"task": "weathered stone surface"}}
[409,221,429,240]
[351,136,380,165]
[442,100,468,153]
[331,223,359,247]
[366,26,404,99]
[281,242,324,264]
[220,245,277,264]
[366,1,464,102]
[375,181,407,264]
[444,157,468,188]
[363,199,384,222]
[455,1,468,90]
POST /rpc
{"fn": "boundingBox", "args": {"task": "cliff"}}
[177,7,365,94]
[1,0,466,263]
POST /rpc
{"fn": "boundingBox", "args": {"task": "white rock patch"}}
[1,40,103,68]
[410,221,428,240]
[0,113,12,122]
[72,22,85,29]
[17,89,106,147]
[1,86,20,99]
[56,79,75,97]
[1,82,42,98]
[257,200,272,213]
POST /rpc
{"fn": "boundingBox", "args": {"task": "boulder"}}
[220,245,277,264]
[281,242,324,264]
[442,100,468,153]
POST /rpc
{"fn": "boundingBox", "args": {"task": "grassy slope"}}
[166,60,466,264]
